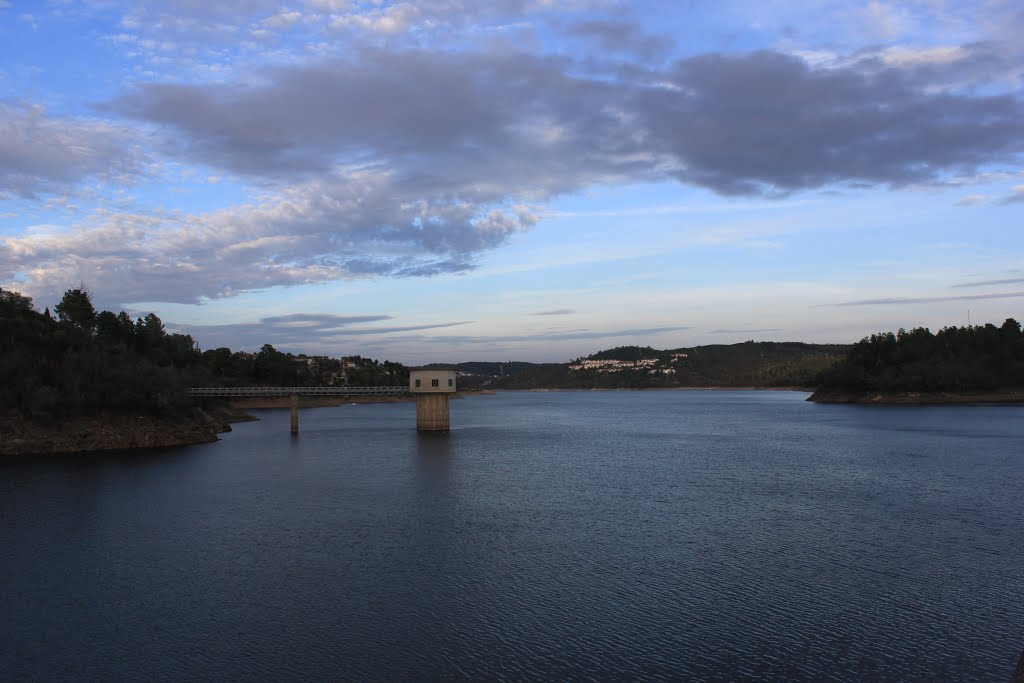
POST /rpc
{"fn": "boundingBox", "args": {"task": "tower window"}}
[431,379,439,387]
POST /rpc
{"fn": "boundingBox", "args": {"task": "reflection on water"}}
[2,391,1023,681]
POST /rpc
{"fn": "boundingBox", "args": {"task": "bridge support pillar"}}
[290,393,299,434]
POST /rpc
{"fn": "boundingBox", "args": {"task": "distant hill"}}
[431,341,850,390]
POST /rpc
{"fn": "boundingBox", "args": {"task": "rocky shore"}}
[807,389,1024,405]
[0,406,255,457]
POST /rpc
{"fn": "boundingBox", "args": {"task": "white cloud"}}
[1,168,536,307]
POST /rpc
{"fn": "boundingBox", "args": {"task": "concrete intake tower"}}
[409,368,457,432]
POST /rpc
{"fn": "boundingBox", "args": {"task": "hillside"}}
[1,287,411,455]
[435,341,850,390]
[810,320,1024,402]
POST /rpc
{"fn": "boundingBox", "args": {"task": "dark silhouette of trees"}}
[2,287,200,422]
[53,287,97,333]
[2,285,414,429]
[817,320,1024,393]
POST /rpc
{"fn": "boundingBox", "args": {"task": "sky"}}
[1,0,1023,363]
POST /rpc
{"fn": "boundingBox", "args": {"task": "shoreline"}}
[9,386,1021,456]
[0,405,254,457]
[511,386,812,392]
[807,389,1024,405]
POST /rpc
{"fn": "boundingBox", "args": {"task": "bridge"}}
[188,386,411,434]
[189,370,456,433]
[188,386,408,397]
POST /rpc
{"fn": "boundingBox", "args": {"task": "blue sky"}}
[1,0,1022,362]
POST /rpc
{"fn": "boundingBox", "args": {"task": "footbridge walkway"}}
[188,386,408,397]
[189,386,410,434]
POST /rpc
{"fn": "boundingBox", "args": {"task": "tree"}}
[0,288,35,316]
[96,310,137,348]
[54,288,97,332]
[134,312,167,354]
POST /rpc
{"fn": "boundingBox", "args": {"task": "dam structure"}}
[409,368,457,432]
[188,377,458,433]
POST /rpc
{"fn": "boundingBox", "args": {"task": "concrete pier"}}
[409,368,457,432]
[290,393,299,434]
[415,393,451,431]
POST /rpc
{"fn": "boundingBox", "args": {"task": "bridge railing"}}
[188,386,410,397]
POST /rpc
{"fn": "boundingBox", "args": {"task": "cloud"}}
[108,46,1024,196]
[955,194,991,206]
[1,168,537,307]
[530,308,576,316]
[563,19,672,60]
[647,49,1024,194]
[422,325,693,344]
[951,278,1024,289]
[0,101,141,198]
[999,185,1024,204]
[833,291,1024,306]
[171,312,472,351]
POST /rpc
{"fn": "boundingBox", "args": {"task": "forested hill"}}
[435,341,850,389]
[1,287,409,429]
[814,320,1024,395]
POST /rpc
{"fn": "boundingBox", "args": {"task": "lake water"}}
[2,390,1023,681]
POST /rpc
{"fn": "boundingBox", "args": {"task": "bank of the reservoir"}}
[808,388,1024,405]
[0,406,253,457]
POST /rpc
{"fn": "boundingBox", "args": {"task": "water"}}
[2,391,1022,681]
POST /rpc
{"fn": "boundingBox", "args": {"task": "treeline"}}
[585,346,661,362]
[1,288,198,422]
[1,287,409,424]
[817,319,1024,393]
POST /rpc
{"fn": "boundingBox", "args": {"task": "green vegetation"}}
[1,287,409,429]
[587,346,661,362]
[2,287,197,423]
[816,320,1024,393]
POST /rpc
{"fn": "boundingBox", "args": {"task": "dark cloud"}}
[563,19,672,60]
[530,308,576,316]
[106,49,644,192]
[647,49,1024,194]
[834,291,1024,306]
[951,277,1024,288]
[0,101,141,198]
[108,46,1024,198]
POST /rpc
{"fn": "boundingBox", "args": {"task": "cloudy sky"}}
[1,0,1022,362]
